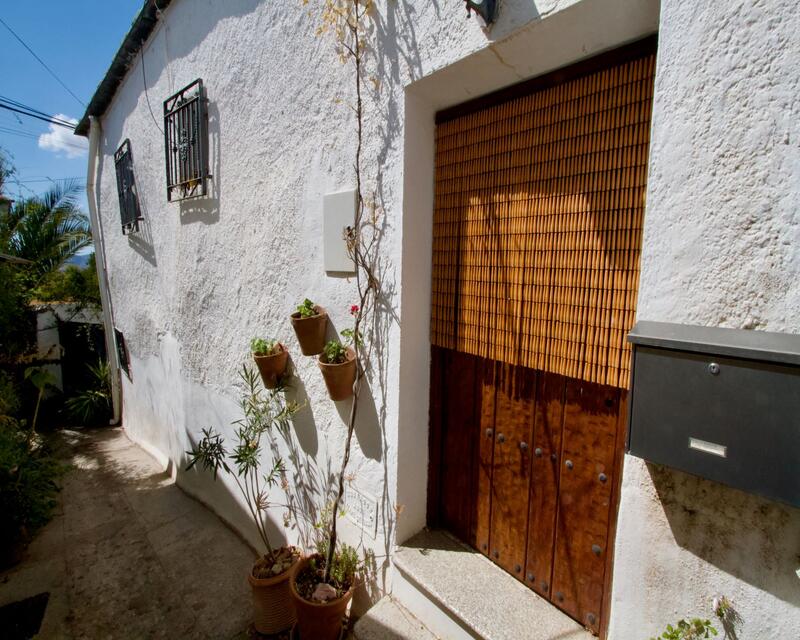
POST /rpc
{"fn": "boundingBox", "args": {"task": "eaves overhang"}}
[74,0,174,137]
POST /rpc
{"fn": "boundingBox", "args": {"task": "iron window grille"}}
[115,328,130,377]
[163,78,210,202]
[114,139,142,234]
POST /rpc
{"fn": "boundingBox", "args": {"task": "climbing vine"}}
[304,0,380,584]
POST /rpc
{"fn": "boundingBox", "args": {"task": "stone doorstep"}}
[390,529,594,640]
[353,595,438,640]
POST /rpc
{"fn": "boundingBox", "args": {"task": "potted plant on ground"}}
[251,337,289,389]
[289,507,365,640]
[186,365,301,635]
[290,299,328,356]
[317,326,357,401]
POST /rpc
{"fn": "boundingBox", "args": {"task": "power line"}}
[0,16,86,108]
[141,46,163,135]
[0,102,74,129]
[15,177,85,184]
[0,125,88,152]
[0,96,75,126]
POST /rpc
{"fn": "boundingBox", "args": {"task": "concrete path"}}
[0,428,257,639]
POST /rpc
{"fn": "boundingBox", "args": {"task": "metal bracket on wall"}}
[463,0,497,25]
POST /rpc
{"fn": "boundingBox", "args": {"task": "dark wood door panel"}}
[488,363,536,577]
[525,372,566,597]
[430,348,627,638]
[439,349,478,543]
[551,380,621,633]
[475,358,497,555]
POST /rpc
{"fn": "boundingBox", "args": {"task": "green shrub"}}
[250,337,277,356]
[322,340,349,364]
[296,298,318,318]
[64,359,111,426]
[0,422,64,554]
[0,371,20,417]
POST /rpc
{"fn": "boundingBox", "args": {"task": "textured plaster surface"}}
[94,0,639,596]
[89,0,800,634]
[0,428,254,639]
[611,0,800,637]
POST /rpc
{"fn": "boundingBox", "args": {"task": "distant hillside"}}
[63,252,93,270]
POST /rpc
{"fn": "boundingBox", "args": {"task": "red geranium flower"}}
[350,305,359,316]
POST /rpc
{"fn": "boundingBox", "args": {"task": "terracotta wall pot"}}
[290,558,353,640]
[290,306,328,356]
[248,558,299,635]
[318,348,356,401]
[253,343,289,389]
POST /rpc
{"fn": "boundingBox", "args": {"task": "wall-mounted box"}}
[627,321,800,507]
[323,189,356,274]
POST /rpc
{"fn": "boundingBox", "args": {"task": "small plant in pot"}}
[186,365,302,635]
[318,325,358,401]
[290,506,366,640]
[250,337,289,390]
[290,299,328,356]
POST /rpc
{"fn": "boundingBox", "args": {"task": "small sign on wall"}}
[323,189,356,274]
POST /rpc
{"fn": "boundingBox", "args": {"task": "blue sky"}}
[1,1,142,210]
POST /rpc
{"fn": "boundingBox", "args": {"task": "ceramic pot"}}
[253,343,289,389]
[289,557,353,640]
[318,348,356,401]
[248,555,300,635]
[290,306,328,356]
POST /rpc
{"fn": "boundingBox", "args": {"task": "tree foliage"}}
[1,180,91,277]
[34,253,101,308]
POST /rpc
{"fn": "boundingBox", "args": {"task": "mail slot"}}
[627,321,800,507]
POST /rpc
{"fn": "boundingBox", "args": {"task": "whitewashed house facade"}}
[77,1,800,638]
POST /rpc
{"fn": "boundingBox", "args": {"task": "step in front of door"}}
[392,529,594,640]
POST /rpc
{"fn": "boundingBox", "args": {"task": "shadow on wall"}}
[649,462,800,607]
[324,316,384,464]
[179,100,221,226]
[178,401,334,554]
[283,363,320,457]
[128,186,158,266]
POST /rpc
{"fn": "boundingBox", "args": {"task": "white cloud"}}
[38,114,88,159]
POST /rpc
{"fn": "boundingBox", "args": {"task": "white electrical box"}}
[323,189,356,273]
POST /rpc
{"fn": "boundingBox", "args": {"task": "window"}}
[163,79,210,201]
[115,328,130,377]
[114,139,142,234]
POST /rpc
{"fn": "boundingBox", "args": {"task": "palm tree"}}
[1,180,91,277]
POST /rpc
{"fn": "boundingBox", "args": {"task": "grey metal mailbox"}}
[627,321,800,507]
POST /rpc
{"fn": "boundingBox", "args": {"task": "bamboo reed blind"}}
[431,53,656,389]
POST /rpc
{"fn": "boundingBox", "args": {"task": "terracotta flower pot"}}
[248,555,300,635]
[318,348,356,401]
[290,557,353,640]
[290,306,328,356]
[253,343,289,389]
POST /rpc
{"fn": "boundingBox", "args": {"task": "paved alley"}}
[0,428,256,639]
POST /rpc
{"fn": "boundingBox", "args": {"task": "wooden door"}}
[428,38,657,637]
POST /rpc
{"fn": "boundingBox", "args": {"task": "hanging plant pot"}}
[289,557,354,640]
[291,306,328,356]
[253,343,289,389]
[318,348,356,401]
[248,549,301,635]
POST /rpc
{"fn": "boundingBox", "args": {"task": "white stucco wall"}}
[95,0,618,596]
[89,0,798,634]
[94,0,657,578]
[610,0,800,637]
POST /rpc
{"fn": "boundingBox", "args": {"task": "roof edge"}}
[74,0,174,137]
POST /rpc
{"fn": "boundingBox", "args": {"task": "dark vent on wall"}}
[115,328,130,377]
[163,79,209,202]
[114,139,142,234]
